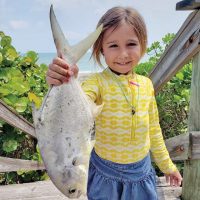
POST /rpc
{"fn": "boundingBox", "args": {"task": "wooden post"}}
[175,1,200,199]
[182,51,200,199]
[176,0,200,10]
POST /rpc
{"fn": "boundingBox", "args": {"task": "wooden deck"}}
[0,177,181,200]
[156,177,182,200]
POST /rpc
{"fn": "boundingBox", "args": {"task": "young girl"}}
[46,6,182,200]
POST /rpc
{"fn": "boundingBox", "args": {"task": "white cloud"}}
[9,20,28,29]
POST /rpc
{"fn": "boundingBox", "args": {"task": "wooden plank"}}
[182,51,200,200]
[191,131,200,159]
[0,177,181,200]
[0,180,79,200]
[156,177,182,200]
[0,156,45,172]
[155,132,200,161]
[165,133,189,161]
[148,10,200,93]
[176,0,200,10]
[0,99,36,138]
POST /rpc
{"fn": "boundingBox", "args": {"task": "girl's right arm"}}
[46,57,79,86]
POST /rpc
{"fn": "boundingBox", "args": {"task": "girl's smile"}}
[102,21,142,74]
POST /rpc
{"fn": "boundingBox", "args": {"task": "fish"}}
[32,5,103,199]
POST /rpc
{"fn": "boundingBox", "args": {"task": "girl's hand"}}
[46,57,79,86]
[165,170,182,187]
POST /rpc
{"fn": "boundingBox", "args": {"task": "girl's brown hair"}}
[92,6,147,66]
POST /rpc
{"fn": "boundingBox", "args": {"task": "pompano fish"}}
[33,5,102,199]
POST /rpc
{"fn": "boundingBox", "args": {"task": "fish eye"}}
[69,188,76,194]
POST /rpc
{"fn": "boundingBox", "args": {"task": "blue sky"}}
[0,0,191,53]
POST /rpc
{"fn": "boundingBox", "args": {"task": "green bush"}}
[0,31,49,184]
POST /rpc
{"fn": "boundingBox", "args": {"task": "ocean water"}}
[37,52,103,72]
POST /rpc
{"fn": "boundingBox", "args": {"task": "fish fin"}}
[50,5,71,58]
[50,5,103,66]
[70,24,103,65]
[86,96,104,118]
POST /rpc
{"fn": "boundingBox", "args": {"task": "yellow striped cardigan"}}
[81,68,177,174]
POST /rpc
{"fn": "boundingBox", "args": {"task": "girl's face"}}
[102,22,142,74]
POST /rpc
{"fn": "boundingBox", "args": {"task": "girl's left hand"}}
[165,171,182,187]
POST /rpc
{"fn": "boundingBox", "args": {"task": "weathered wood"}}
[148,10,200,93]
[152,131,200,161]
[0,156,45,172]
[176,0,200,10]
[0,177,181,200]
[165,133,190,161]
[191,131,200,159]
[0,99,36,138]
[156,177,182,200]
[0,180,78,200]
[182,51,200,200]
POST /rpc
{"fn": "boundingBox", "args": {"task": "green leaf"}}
[0,87,12,96]
[36,145,43,163]
[173,95,181,102]
[176,72,184,80]
[162,33,175,45]
[15,97,29,112]
[21,149,31,160]
[0,68,9,80]
[40,63,48,71]
[40,172,49,181]
[2,94,18,106]
[9,68,24,80]
[1,36,12,47]
[5,47,18,61]
[26,69,32,77]
[184,105,189,111]
[28,77,37,86]
[17,170,27,176]
[181,89,190,101]
[9,80,30,95]
[5,172,17,184]
[0,31,5,37]
[3,139,18,153]
[0,52,3,64]
[26,51,38,63]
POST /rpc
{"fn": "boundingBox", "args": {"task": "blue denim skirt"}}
[87,149,158,200]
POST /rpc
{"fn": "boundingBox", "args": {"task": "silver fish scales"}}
[33,5,102,199]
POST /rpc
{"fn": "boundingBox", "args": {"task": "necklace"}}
[107,68,139,115]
